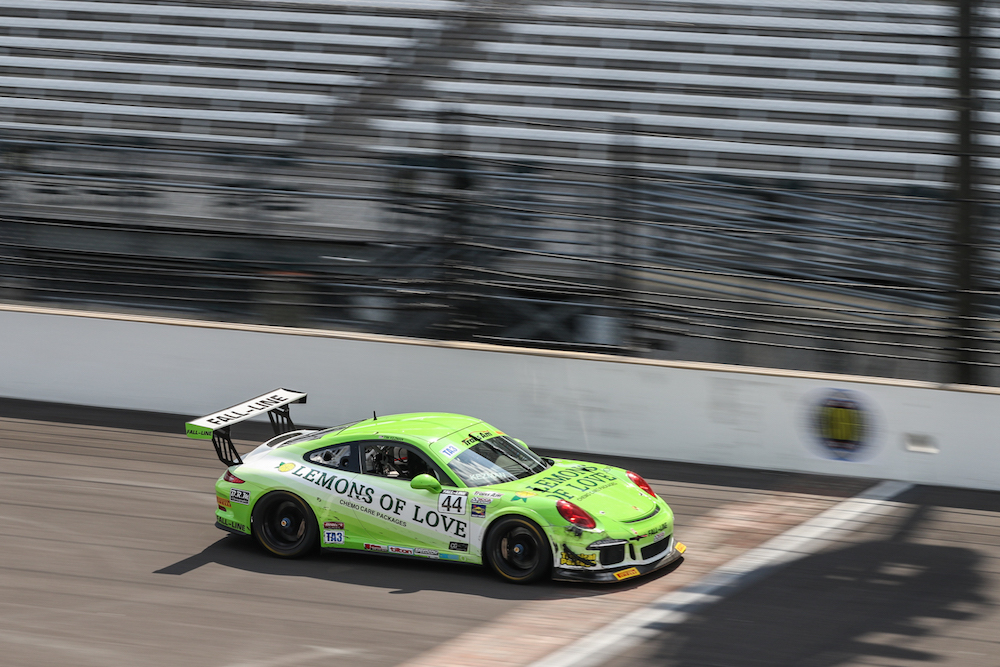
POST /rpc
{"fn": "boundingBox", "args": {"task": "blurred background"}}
[1,0,998,385]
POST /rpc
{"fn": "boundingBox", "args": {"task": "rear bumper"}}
[215,518,251,536]
[551,541,685,583]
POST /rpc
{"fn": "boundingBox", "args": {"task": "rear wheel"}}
[484,516,551,584]
[252,491,317,558]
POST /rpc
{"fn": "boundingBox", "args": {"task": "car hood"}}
[516,459,659,523]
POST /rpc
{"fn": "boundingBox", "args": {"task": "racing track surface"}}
[1,398,998,667]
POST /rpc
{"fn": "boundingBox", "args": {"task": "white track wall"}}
[3,305,999,491]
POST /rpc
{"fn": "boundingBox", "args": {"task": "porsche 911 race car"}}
[186,389,685,583]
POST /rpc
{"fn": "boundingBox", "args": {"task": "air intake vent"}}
[641,535,672,561]
[623,505,660,524]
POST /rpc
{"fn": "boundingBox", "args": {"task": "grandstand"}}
[0,0,998,384]
[371,0,995,194]
[0,0,994,193]
[0,0,448,146]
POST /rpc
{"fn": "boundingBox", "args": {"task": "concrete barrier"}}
[3,304,999,491]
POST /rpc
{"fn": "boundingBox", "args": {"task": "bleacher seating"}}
[364,0,998,194]
[0,0,447,146]
[0,0,994,194]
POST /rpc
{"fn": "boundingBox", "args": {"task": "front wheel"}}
[484,516,552,584]
[252,491,318,558]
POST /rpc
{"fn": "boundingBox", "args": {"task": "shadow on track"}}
[621,501,990,666]
[154,533,682,600]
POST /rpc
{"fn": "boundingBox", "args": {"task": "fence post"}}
[951,0,981,385]
[439,107,473,335]
[607,117,637,349]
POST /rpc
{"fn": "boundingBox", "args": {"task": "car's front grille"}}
[640,535,672,561]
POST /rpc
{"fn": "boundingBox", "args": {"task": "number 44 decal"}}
[438,490,468,515]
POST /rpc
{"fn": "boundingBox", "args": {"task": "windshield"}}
[447,435,550,487]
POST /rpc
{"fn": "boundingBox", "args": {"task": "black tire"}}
[252,491,318,558]
[484,515,552,584]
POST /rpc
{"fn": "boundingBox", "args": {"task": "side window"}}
[306,444,355,471]
[361,443,438,482]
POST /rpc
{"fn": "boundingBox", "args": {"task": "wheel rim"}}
[262,499,306,550]
[496,525,541,574]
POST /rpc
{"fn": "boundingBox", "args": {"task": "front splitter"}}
[552,543,685,583]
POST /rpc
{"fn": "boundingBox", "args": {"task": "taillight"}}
[223,470,245,484]
[627,471,656,498]
[556,499,597,529]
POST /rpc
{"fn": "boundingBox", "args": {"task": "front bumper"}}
[552,540,685,583]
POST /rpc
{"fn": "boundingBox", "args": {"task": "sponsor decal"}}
[388,546,414,555]
[574,481,618,503]
[410,504,468,538]
[414,547,440,559]
[217,516,248,533]
[200,392,299,427]
[470,491,502,505]
[323,530,346,545]
[528,466,620,502]
[277,462,296,473]
[438,490,467,515]
[324,521,345,530]
[676,542,687,554]
[216,495,231,508]
[364,543,387,552]
[471,503,487,518]
[614,567,641,581]
[439,553,461,561]
[449,541,468,552]
[461,431,493,446]
[340,498,408,528]
[440,444,460,459]
[654,531,666,542]
[185,424,213,440]
[277,460,469,539]
[230,488,250,505]
[511,491,537,503]
[560,552,597,567]
[465,471,509,484]
[809,389,876,462]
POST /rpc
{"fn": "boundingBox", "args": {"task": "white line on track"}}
[528,479,913,667]
[223,646,357,667]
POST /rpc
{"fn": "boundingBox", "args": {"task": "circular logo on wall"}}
[810,389,875,461]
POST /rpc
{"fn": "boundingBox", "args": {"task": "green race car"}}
[186,389,685,584]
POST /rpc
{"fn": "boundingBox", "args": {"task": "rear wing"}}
[185,388,307,466]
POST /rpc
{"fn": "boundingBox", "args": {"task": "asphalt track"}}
[1,398,998,667]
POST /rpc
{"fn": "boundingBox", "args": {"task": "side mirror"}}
[410,473,442,494]
[514,438,529,449]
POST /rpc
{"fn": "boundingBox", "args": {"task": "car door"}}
[281,441,367,550]
[354,441,474,560]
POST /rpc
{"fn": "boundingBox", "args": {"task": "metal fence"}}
[0,0,998,385]
[1,135,998,386]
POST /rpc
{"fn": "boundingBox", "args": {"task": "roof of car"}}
[334,412,484,442]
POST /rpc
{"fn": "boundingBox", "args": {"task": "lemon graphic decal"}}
[277,462,295,472]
